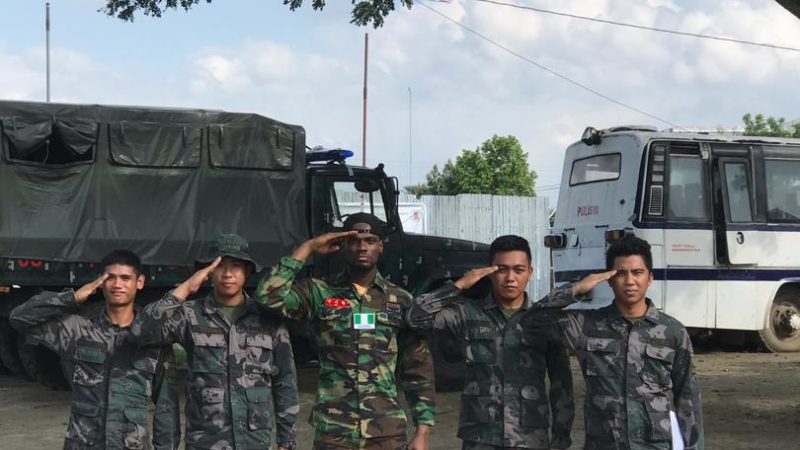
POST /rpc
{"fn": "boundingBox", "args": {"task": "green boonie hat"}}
[196,233,261,273]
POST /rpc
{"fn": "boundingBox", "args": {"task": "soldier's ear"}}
[136,274,145,290]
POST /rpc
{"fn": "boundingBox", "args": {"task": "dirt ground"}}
[1,351,799,449]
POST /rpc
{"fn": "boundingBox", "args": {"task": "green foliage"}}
[406,135,538,197]
[101,0,413,28]
[742,113,800,138]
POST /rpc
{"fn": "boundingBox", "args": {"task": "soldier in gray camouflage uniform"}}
[131,234,299,450]
[9,250,180,450]
[532,236,704,450]
[407,235,574,450]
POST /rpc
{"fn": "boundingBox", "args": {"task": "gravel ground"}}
[1,351,800,449]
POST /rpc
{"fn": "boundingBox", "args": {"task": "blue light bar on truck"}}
[306,147,354,163]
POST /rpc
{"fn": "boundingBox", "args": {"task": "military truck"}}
[0,100,486,389]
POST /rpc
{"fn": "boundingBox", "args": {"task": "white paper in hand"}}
[670,410,684,450]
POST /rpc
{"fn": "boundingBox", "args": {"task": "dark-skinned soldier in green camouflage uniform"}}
[255,213,435,450]
[531,237,704,450]
[131,234,299,450]
[9,250,180,450]
[407,235,574,450]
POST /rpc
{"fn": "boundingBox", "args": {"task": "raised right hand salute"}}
[171,256,221,301]
[290,230,358,261]
[73,273,109,303]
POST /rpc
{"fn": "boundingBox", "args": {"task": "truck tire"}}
[0,319,27,377]
[432,330,465,392]
[17,339,70,390]
[759,289,800,352]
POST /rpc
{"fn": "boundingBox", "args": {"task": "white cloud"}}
[2,0,799,203]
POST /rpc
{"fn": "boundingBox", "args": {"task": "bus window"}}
[569,153,620,186]
[668,154,708,221]
[764,159,800,222]
[723,162,753,222]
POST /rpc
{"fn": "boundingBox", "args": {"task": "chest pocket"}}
[642,344,675,388]
[465,324,497,365]
[191,327,226,374]
[244,333,274,379]
[519,330,547,370]
[584,337,621,377]
[317,304,353,347]
[72,342,107,387]
[373,304,402,356]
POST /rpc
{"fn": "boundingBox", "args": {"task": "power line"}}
[417,1,682,128]
[474,0,800,53]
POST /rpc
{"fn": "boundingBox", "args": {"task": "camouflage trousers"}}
[462,441,548,450]
[314,434,407,450]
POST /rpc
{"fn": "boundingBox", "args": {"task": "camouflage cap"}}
[196,233,261,272]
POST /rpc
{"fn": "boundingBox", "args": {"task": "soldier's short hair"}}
[101,249,143,275]
[489,235,531,264]
[605,236,653,272]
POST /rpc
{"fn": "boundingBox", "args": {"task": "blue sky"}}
[2,1,799,204]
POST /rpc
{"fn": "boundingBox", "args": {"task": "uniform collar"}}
[91,303,138,330]
[484,291,530,312]
[604,297,660,324]
[331,270,389,293]
[202,291,258,316]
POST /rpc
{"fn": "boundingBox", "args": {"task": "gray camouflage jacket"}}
[9,290,180,450]
[532,295,704,450]
[130,292,299,450]
[408,283,574,449]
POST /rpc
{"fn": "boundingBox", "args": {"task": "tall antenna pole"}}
[361,33,369,167]
[46,1,51,102]
[408,87,413,186]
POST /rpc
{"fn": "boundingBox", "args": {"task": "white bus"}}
[546,125,800,351]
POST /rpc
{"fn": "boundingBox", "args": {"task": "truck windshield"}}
[330,180,388,226]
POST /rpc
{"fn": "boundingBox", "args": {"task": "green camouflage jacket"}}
[9,290,180,450]
[408,283,574,449]
[255,256,436,448]
[532,296,704,450]
[130,292,298,450]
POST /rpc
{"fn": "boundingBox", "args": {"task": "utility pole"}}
[408,87,413,186]
[361,33,369,167]
[46,1,51,102]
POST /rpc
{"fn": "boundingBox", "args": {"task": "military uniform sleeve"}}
[406,282,467,335]
[398,294,436,427]
[152,345,181,450]
[130,293,191,347]
[254,256,319,321]
[545,323,574,449]
[271,321,299,449]
[671,328,704,450]
[526,285,584,353]
[9,290,82,355]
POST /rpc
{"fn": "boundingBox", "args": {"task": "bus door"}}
[711,145,762,329]
[644,141,714,327]
[712,147,760,265]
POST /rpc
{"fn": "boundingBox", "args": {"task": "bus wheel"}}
[759,290,800,352]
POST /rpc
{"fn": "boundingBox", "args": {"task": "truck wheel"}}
[17,339,70,390]
[432,330,465,392]
[759,289,800,352]
[0,319,27,377]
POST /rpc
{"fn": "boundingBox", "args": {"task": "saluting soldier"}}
[131,234,299,450]
[407,235,575,450]
[256,213,435,450]
[533,236,704,450]
[10,250,180,450]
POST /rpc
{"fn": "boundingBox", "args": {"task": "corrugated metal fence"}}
[412,194,551,301]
